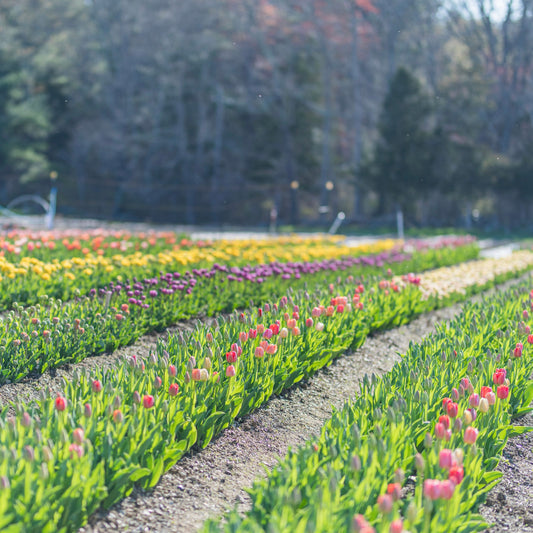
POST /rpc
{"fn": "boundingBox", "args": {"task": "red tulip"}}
[435,422,446,440]
[496,385,509,399]
[449,466,464,485]
[480,386,492,399]
[55,396,67,412]
[493,369,506,385]
[439,415,450,429]
[169,383,179,396]
[446,402,459,418]
[92,380,102,393]
[226,351,237,363]
[142,395,155,409]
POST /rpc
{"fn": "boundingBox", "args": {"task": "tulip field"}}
[0,230,531,532]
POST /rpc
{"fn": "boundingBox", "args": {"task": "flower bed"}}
[204,282,533,532]
[0,251,530,531]
[0,244,479,383]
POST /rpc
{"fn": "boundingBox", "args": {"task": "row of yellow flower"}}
[0,237,399,282]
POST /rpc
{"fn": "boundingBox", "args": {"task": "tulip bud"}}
[42,445,53,462]
[351,455,361,471]
[453,418,463,433]
[113,395,122,408]
[0,476,10,490]
[40,462,49,480]
[453,448,464,466]
[73,428,85,444]
[169,364,177,377]
[21,412,32,428]
[415,453,425,472]
[406,501,418,524]
[23,445,35,462]
[377,494,393,513]
[479,398,489,413]
[184,371,191,384]
[84,403,92,418]
[133,391,141,404]
[424,432,433,449]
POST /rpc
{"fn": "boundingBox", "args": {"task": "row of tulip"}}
[0,236,408,309]
[0,232,396,266]
[0,243,480,383]
[0,229,188,260]
[204,282,533,532]
[0,253,530,531]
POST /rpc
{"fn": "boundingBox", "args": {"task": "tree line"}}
[0,0,532,229]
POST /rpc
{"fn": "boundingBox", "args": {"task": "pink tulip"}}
[486,391,496,405]
[266,344,277,355]
[464,426,478,445]
[169,383,179,396]
[263,329,273,339]
[513,342,523,358]
[84,403,92,418]
[469,393,480,408]
[439,449,454,469]
[73,428,85,444]
[390,520,403,533]
[169,364,177,377]
[377,494,393,513]
[226,365,236,377]
[305,318,314,328]
[92,380,102,393]
[239,332,248,343]
[440,480,455,500]
[226,351,237,363]
[69,444,84,459]
[423,479,441,500]
[493,369,506,385]
[255,347,265,358]
[292,327,301,336]
[191,368,201,381]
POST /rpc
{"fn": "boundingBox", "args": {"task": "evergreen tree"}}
[360,67,433,216]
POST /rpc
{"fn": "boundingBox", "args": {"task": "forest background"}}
[1,0,532,231]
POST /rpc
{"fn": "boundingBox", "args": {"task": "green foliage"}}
[360,68,434,215]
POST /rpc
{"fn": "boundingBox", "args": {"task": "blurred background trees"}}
[0,0,532,230]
